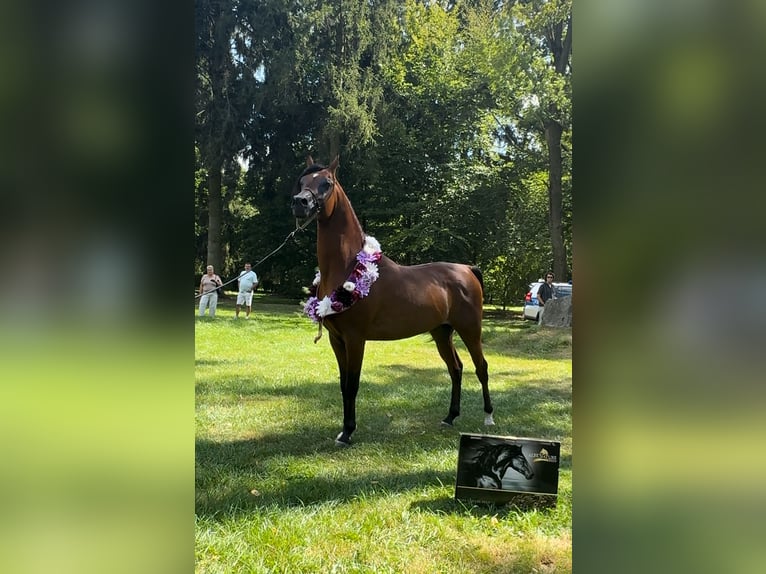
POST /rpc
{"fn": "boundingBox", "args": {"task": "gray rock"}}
[541,295,572,327]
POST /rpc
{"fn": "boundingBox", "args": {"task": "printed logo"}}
[532,448,558,463]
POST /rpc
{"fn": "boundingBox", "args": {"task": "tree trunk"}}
[543,11,571,282]
[545,118,567,280]
[206,160,224,272]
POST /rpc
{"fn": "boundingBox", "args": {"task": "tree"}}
[236,0,400,292]
[512,0,572,280]
[536,0,572,280]
[193,0,572,306]
[465,0,572,282]
[373,0,501,265]
[196,0,259,275]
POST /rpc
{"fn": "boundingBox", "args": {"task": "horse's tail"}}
[470,266,484,295]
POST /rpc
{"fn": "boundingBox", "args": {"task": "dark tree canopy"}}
[195,0,572,306]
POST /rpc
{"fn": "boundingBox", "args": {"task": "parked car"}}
[523,281,572,321]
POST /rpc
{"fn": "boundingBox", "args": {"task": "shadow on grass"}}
[482,308,521,321]
[410,493,559,517]
[196,373,570,520]
[195,417,460,516]
[196,425,567,520]
[361,364,571,441]
[196,363,570,442]
[197,461,458,515]
[195,358,226,367]
[196,305,570,519]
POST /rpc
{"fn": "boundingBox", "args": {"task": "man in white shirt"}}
[235,263,258,319]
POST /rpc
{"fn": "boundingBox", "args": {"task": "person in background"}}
[198,265,222,317]
[235,262,258,319]
[537,271,555,324]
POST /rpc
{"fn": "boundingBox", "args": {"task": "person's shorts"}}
[236,291,253,306]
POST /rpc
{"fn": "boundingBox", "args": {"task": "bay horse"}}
[291,156,494,446]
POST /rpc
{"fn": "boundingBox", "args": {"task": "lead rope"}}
[314,319,324,344]
[195,214,317,299]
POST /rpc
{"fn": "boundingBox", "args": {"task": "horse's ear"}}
[329,155,339,174]
[306,155,314,167]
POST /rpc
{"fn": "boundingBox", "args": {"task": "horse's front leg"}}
[329,333,365,446]
[328,332,347,441]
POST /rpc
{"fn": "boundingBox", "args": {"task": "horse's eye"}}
[318,179,332,195]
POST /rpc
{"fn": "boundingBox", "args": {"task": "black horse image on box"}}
[458,442,535,489]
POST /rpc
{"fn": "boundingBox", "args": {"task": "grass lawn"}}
[196,293,572,573]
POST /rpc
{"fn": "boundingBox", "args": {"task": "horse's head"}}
[291,155,339,219]
[496,444,535,480]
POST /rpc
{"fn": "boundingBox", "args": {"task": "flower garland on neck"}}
[303,236,382,322]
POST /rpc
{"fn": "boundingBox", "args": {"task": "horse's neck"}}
[317,189,364,294]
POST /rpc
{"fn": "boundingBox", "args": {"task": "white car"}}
[523,281,572,321]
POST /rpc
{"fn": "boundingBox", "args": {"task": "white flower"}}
[343,281,356,292]
[312,271,321,286]
[317,296,333,317]
[363,262,379,281]
[363,236,381,254]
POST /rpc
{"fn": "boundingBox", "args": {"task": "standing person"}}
[235,262,258,319]
[537,272,555,324]
[198,265,222,317]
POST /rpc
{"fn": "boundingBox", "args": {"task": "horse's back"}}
[337,256,484,340]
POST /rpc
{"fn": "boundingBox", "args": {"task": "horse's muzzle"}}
[291,190,317,219]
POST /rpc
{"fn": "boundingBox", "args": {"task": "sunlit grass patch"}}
[196,299,571,573]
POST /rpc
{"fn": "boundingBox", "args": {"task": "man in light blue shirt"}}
[235,262,258,319]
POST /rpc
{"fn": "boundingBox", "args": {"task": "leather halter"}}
[292,170,336,218]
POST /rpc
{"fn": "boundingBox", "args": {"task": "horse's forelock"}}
[299,163,326,178]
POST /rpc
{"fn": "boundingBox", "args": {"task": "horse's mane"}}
[474,443,504,468]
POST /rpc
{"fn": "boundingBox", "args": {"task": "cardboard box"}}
[454,433,560,504]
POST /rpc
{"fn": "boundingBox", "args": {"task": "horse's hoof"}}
[484,413,496,426]
[440,419,454,428]
[335,432,351,447]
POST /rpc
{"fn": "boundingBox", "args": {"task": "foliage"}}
[194,0,573,306]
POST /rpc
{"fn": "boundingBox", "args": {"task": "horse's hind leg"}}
[456,328,495,426]
[431,324,463,426]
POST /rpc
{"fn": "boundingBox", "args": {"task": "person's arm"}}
[199,277,204,295]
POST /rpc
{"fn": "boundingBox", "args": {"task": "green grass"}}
[196,293,572,573]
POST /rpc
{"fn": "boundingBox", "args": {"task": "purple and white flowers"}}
[303,236,383,322]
